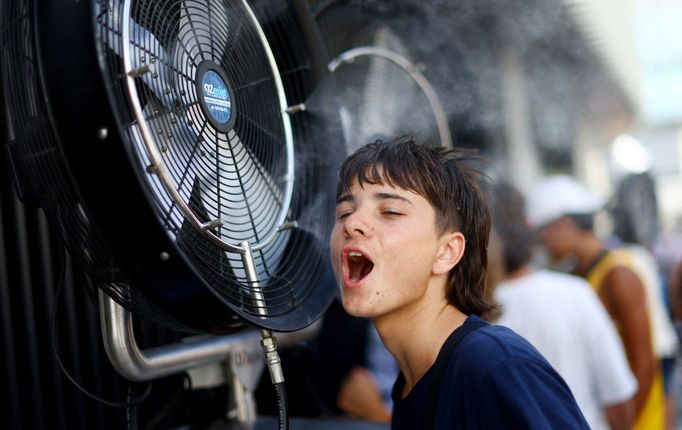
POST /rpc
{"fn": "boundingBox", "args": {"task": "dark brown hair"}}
[336,136,495,316]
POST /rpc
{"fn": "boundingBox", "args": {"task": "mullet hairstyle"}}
[336,136,495,316]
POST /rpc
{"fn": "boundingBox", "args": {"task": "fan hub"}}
[196,61,237,132]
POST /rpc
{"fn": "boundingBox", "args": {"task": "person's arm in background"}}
[582,280,637,430]
[604,401,635,430]
[337,367,391,423]
[602,267,656,415]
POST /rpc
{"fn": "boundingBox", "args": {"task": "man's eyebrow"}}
[335,191,414,205]
[336,194,354,205]
[374,192,413,205]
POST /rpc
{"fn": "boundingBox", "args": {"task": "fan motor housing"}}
[195,61,237,132]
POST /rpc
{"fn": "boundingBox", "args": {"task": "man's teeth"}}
[348,251,362,259]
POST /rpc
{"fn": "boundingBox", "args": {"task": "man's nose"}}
[344,211,369,238]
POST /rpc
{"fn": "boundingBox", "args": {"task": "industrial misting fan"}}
[0,0,343,428]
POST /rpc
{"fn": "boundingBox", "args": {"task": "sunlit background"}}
[569,0,682,230]
[630,0,682,229]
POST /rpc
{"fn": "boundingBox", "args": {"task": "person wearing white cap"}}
[527,175,666,430]
[491,181,637,430]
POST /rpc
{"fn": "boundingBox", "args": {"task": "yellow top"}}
[586,248,665,430]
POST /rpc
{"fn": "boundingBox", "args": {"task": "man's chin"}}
[341,297,374,318]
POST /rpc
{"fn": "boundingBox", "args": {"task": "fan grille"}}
[95,0,339,329]
[101,0,292,248]
[1,0,339,331]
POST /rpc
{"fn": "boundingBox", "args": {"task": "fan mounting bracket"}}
[98,289,318,381]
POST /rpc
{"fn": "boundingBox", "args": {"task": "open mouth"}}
[347,251,374,283]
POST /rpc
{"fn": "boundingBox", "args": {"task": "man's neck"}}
[373,287,467,399]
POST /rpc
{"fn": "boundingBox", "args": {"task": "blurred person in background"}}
[491,181,636,430]
[610,170,680,430]
[656,223,682,336]
[527,175,666,430]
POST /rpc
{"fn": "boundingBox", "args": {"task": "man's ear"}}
[433,231,466,276]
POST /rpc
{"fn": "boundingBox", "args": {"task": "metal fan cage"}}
[2,0,340,332]
[329,43,452,152]
[96,0,338,329]
[313,0,492,154]
[96,0,293,317]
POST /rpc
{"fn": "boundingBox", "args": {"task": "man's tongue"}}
[349,255,373,282]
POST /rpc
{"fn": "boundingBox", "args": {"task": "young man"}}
[491,181,636,430]
[527,175,666,430]
[329,137,589,429]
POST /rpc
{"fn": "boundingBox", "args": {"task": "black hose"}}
[126,384,138,430]
[274,382,289,430]
[261,330,288,430]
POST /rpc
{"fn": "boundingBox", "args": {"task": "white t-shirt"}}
[495,269,637,430]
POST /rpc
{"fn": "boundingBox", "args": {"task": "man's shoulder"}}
[451,321,548,375]
[437,320,587,428]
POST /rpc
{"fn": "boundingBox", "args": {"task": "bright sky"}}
[635,0,682,125]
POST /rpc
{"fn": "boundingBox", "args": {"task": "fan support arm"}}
[99,290,262,381]
[99,290,315,381]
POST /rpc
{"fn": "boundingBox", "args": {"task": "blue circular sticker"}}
[201,70,232,124]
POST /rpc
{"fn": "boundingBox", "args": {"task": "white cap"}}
[526,175,605,228]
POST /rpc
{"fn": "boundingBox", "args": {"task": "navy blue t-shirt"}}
[391,316,589,429]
